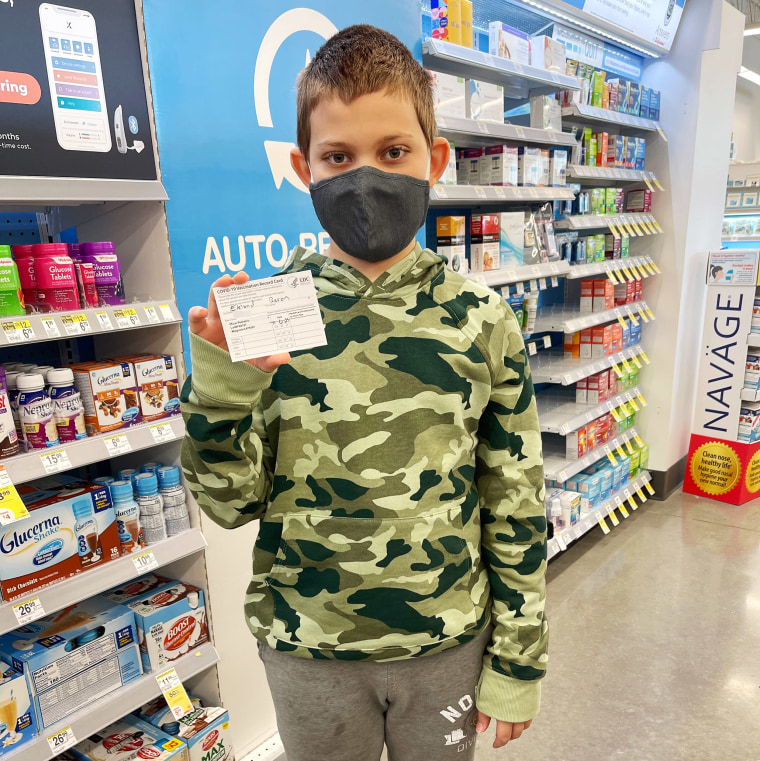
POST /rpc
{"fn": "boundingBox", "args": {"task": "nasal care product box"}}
[0,596,142,729]
[530,36,566,72]
[550,149,567,186]
[498,212,524,269]
[428,70,467,119]
[457,148,484,185]
[68,715,188,761]
[436,216,467,274]
[177,707,235,761]
[529,96,561,131]
[470,215,500,272]
[485,145,518,186]
[0,660,35,757]
[518,147,541,186]
[468,79,504,123]
[488,22,531,65]
[103,578,209,673]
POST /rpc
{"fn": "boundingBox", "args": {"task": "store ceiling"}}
[726,0,760,24]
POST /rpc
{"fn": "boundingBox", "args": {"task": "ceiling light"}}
[739,66,760,86]
[745,24,760,36]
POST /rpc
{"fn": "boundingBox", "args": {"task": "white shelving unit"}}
[561,104,661,132]
[723,206,760,215]
[466,261,569,288]
[8,644,219,761]
[531,344,647,385]
[0,529,206,635]
[543,427,642,482]
[534,300,650,334]
[422,39,580,98]
[555,213,662,232]
[547,472,653,560]
[747,333,760,349]
[565,256,656,279]
[567,165,661,185]
[741,388,760,402]
[430,184,575,205]
[436,115,577,149]
[538,386,643,435]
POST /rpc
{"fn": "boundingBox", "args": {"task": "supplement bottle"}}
[81,242,125,305]
[0,369,19,459]
[111,479,145,553]
[48,368,87,442]
[0,247,26,317]
[12,244,38,312]
[135,472,166,545]
[93,475,115,489]
[68,244,99,308]
[5,371,23,443]
[32,243,79,312]
[73,498,101,567]
[141,461,162,474]
[17,372,58,450]
[157,465,190,536]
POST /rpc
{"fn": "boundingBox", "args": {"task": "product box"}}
[564,331,580,359]
[530,35,566,72]
[461,0,473,47]
[103,579,209,673]
[576,377,588,404]
[592,325,614,358]
[488,22,531,65]
[429,70,467,119]
[0,596,142,729]
[591,70,605,109]
[176,707,235,761]
[111,355,173,424]
[580,279,594,314]
[615,280,635,306]
[579,328,593,359]
[550,149,567,186]
[587,372,609,404]
[635,137,647,170]
[605,187,617,215]
[498,212,524,268]
[431,0,461,44]
[593,279,615,312]
[595,132,609,167]
[566,426,588,459]
[0,477,120,600]
[639,86,651,119]
[139,695,204,730]
[746,355,760,390]
[485,145,518,186]
[68,715,188,761]
[627,82,640,116]
[0,660,35,757]
[437,216,467,274]
[518,147,541,186]
[73,361,141,435]
[468,79,504,123]
[457,147,484,185]
[505,293,524,328]
[650,89,661,121]
[470,214,500,272]
[607,135,625,168]
[610,324,622,354]
[634,278,643,301]
[529,95,561,131]
[605,234,621,260]
[626,189,652,213]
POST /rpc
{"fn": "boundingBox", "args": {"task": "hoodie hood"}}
[279,243,446,300]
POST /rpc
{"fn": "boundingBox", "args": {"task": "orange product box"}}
[586,419,598,451]
[634,278,643,301]
[580,279,595,314]
[576,377,588,403]
[610,324,623,354]
[587,371,609,404]
[592,325,614,357]
[593,278,615,312]
[566,425,588,459]
[564,331,581,358]
[580,328,594,359]
[111,354,175,423]
[72,361,141,434]
[595,132,609,167]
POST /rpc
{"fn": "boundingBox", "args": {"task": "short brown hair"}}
[296,24,436,158]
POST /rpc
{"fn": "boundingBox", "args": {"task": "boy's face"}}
[292,89,449,186]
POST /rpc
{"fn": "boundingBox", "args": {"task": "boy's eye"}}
[326,152,349,165]
[383,146,408,160]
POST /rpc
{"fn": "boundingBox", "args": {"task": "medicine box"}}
[539,149,551,187]
[564,331,580,359]
[429,71,467,119]
[595,132,609,167]
[576,377,588,404]
[485,145,518,186]
[640,86,651,119]
[745,355,760,390]
[0,596,142,729]
[457,148,484,185]
[592,325,614,357]
[68,715,188,761]
[593,279,615,312]
[102,578,209,673]
[529,95,561,131]
[518,147,541,186]
[461,0,473,47]
[649,89,661,121]
[580,279,594,314]
[635,137,647,170]
[0,660,35,757]
[488,22,531,65]
[431,0,462,45]
[470,214,501,272]
[627,189,652,213]
[550,150,567,186]
[566,427,588,459]
[468,79,504,123]
[587,372,609,404]
[0,477,120,600]
[580,328,593,358]
[530,35,566,72]
[177,706,235,761]
[498,212,524,268]
[437,216,467,274]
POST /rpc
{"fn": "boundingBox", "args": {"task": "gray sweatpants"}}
[257,626,491,761]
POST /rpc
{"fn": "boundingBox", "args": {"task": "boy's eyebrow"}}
[315,133,417,151]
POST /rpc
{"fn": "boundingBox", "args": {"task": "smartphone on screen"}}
[39,3,112,152]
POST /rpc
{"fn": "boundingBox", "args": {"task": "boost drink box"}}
[102,579,209,672]
[0,476,120,600]
[0,660,35,757]
[176,707,235,761]
[138,695,204,732]
[0,597,142,729]
[68,715,188,761]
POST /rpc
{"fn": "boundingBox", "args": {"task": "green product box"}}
[605,187,617,214]
[621,235,630,258]
[638,442,649,471]
[591,188,604,214]
[629,367,639,388]
[586,235,597,261]
[629,449,641,477]
[0,248,25,318]
[595,234,606,261]
[592,70,606,108]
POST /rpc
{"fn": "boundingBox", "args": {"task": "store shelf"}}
[533,300,648,334]
[422,39,580,98]
[722,235,760,243]
[746,332,760,348]
[9,643,219,761]
[530,344,646,385]
[3,416,185,485]
[0,528,206,632]
[561,105,660,132]
[567,165,659,184]
[436,115,577,148]
[0,177,168,206]
[538,386,643,435]
[547,471,652,560]
[741,388,760,402]
[723,207,760,216]
[555,213,661,233]
[0,301,181,347]
[543,428,641,482]
[466,261,570,288]
[565,256,655,279]
[430,184,575,205]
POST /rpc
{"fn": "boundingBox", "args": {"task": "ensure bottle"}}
[48,367,87,442]
[73,498,101,567]
[111,479,145,554]
[17,372,59,450]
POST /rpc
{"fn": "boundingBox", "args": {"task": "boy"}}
[181,24,548,761]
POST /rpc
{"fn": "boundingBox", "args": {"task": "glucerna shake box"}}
[0,660,35,757]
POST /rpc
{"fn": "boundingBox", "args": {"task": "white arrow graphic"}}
[254,8,338,193]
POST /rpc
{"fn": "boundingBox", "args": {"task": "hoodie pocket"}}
[266,506,478,651]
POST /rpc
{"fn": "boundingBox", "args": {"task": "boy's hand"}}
[189,272,291,373]
[476,712,533,749]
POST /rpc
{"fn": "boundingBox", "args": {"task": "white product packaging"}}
[441,140,458,185]
[529,95,562,131]
[177,707,235,761]
[530,35,567,72]
[484,145,518,186]
[518,147,541,186]
[488,22,531,65]
[428,70,467,119]
[467,79,504,123]
[498,212,525,269]
[551,150,568,186]
[0,660,35,757]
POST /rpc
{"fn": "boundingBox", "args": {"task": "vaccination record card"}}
[214,272,327,362]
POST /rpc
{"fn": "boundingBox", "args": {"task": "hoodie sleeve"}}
[474,304,549,723]
[180,332,276,528]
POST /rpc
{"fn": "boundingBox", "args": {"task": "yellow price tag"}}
[637,487,648,502]
[618,503,630,518]
[643,261,655,274]
[650,262,662,274]
[598,516,611,535]
[619,402,630,417]
[638,308,650,324]
[653,178,665,191]
[645,481,655,496]
[0,467,29,525]
[632,222,646,236]
[640,350,650,364]
[617,315,627,328]
[644,178,654,192]
[656,126,668,142]
[645,307,655,320]
[637,265,647,279]
[155,668,194,719]
[611,363,623,378]
[652,220,665,233]
[632,355,642,369]
[616,445,626,458]
[629,311,639,326]
[627,496,638,511]
[625,439,635,455]
[623,222,637,237]
[607,270,619,284]
[621,358,632,372]
[608,509,620,526]
[610,407,622,422]
[633,433,644,447]
[631,266,642,281]
[607,451,618,466]
[637,393,647,407]
[609,223,621,240]
[622,266,633,282]
[628,398,640,412]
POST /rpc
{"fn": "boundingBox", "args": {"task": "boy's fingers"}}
[207,273,250,320]
[188,306,209,335]
[511,723,525,741]
[493,721,513,749]
[248,353,291,373]
[476,712,491,733]
[231,271,250,285]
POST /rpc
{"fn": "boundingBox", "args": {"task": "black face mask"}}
[309,165,431,263]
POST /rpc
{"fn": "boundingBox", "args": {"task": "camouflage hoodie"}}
[181,243,548,722]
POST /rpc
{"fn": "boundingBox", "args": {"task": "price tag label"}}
[150,422,176,444]
[473,186,487,199]
[617,315,627,329]
[638,307,650,324]
[528,343,537,356]
[159,304,175,321]
[640,350,651,364]
[61,313,91,335]
[433,185,448,199]
[104,433,132,457]
[113,308,140,329]
[608,509,620,526]
[528,280,538,292]
[538,278,547,290]
[637,393,648,408]
[543,336,551,349]
[619,503,630,518]
[621,266,633,282]
[621,358,632,372]
[644,178,655,192]
[629,311,639,326]
[155,668,194,719]
[95,311,114,330]
[47,726,77,754]
[598,515,611,535]
[652,219,665,233]
[629,397,640,412]
[627,496,638,511]
[645,306,656,321]
[40,448,72,474]
[632,355,642,369]
[12,596,45,625]
[493,186,506,199]
[515,280,525,296]
[610,407,621,422]
[555,533,567,551]
[2,319,35,344]
[40,316,61,338]
[633,433,644,447]
[608,223,621,240]
[475,121,490,134]
[631,265,642,281]
[645,481,655,496]
[133,550,159,573]
[637,487,648,502]
[656,126,668,142]
[616,444,627,458]
[611,363,623,379]
[604,446,617,465]
[551,276,559,287]
[608,270,619,284]
[0,466,29,525]
[652,177,665,191]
